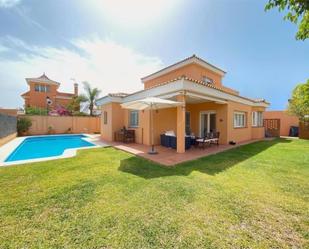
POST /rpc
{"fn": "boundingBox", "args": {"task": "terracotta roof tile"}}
[25,73,61,86]
[57,91,75,97]
[141,54,226,81]
[126,76,268,104]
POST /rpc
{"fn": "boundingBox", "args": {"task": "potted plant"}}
[17,117,32,136]
[47,126,55,134]
[66,127,72,134]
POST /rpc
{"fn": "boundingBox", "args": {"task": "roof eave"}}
[123,78,268,107]
[25,78,61,86]
[141,55,226,83]
[97,78,269,108]
[96,95,124,106]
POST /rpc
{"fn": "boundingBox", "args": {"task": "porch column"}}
[176,94,186,153]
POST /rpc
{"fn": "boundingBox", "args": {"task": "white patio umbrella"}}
[121,97,183,154]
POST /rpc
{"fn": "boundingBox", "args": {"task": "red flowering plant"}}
[49,105,71,116]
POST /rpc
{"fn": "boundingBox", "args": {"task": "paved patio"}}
[103,139,267,166]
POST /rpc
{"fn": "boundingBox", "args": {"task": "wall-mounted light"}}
[46,97,53,106]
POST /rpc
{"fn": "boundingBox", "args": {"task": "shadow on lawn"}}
[118,139,291,179]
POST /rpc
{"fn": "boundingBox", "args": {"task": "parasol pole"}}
[148,102,158,154]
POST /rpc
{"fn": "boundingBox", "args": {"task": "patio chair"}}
[124,129,135,143]
[114,127,135,143]
[209,132,220,146]
[195,132,212,149]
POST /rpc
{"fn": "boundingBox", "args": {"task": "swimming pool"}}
[5,135,95,162]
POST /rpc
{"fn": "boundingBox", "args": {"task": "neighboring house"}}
[264,111,299,136]
[96,55,269,153]
[21,74,78,109]
[0,108,19,116]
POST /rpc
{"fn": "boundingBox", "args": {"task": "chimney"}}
[74,83,78,96]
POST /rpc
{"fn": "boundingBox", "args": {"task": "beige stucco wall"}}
[186,102,228,144]
[124,108,176,146]
[153,108,177,145]
[24,115,100,135]
[101,103,113,141]
[100,97,266,147]
[143,63,223,89]
[227,102,266,143]
[101,103,125,141]
[251,127,265,139]
[227,101,251,142]
[251,106,266,139]
[143,63,239,95]
[102,103,177,146]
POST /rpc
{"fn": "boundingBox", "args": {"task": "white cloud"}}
[14,6,50,34]
[0,36,163,108]
[0,43,8,53]
[87,0,182,28]
[0,0,20,8]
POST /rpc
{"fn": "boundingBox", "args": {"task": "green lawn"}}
[0,139,308,249]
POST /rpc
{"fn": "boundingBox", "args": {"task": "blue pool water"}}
[5,135,95,162]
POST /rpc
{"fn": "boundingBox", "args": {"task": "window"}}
[129,110,139,127]
[34,84,49,92]
[40,85,46,92]
[103,111,108,124]
[202,76,214,84]
[234,112,246,128]
[252,111,263,127]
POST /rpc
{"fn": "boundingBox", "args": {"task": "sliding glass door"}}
[200,111,216,137]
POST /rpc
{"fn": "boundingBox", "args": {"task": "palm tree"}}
[80,81,101,116]
[67,95,87,114]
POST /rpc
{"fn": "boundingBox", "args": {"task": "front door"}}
[200,111,216,137]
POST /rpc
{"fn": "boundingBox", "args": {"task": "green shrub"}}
[17,117,32,135]
[72,111,89,116]
[25,107,48,116]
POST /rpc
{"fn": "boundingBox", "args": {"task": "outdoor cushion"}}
[196,138,211,143]
[168,136,191,150]
[160,134,167,147]
[165,130,175,136]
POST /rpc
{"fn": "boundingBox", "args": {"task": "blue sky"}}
[0,0,308,110]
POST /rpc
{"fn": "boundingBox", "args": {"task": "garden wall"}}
[22,115,100,135]
[0,113,17,146]
[264,111,299,136]
[299,121,309,139]
[0,108,18,116]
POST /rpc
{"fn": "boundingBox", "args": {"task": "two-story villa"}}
[21,74,78,109]
[97,55,269,153]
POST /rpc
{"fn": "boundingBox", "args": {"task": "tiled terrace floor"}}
[102,139,267,166]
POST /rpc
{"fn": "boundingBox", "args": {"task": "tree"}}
[80,82,101,116]
[67,95,87,113]
[288,79,309,120]
[265,0,309,40]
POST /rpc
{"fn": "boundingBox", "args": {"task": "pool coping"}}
[0,134,107,167]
